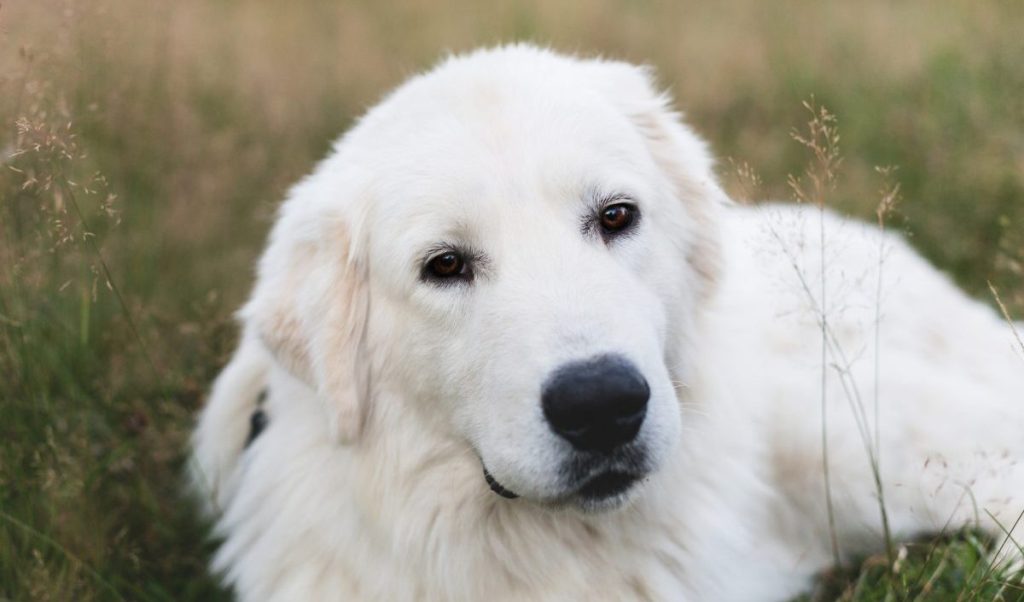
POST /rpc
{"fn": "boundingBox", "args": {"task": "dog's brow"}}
[597,193,633,209]
[585,186,637,213]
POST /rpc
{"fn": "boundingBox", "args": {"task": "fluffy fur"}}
[191,46,1024,601]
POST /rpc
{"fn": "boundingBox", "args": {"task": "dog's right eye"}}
[424,251,472,283]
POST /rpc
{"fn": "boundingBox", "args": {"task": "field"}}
[1,1,1022,599]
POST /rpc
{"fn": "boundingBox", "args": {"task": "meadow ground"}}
[1,1,1022,599]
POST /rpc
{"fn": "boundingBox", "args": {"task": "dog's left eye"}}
[599,203,639,236]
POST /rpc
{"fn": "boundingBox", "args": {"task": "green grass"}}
[795,531,1024,602]
[1,1,1022,599]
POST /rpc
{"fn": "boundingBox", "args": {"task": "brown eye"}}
[427,251,466,279]
[600,203,637,234]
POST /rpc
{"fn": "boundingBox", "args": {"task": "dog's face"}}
[245,47,724,512]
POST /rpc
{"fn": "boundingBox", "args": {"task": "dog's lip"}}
[574,469,641,501]
[479,461,645,504]
[482,467,519,499]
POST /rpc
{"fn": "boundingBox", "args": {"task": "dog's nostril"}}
[541,354,650,452]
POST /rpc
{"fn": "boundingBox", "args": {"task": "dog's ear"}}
[585,60,727,300]
[241,204,370,445]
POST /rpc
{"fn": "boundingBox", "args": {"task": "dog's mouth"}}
[481,443,650,508]
[483,467,519,499]
[575,470,640,501]
[481,466,644,507]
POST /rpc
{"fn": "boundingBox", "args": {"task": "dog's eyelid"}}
[584,188,637,213]
[421,243,485,265]
[422,243,457,263]
[596,192,636,208]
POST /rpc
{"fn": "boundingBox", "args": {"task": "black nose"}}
[541,355,650,452]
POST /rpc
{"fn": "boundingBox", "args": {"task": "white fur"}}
[191,46,1024,601]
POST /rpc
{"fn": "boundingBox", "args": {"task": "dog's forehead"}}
[359,72,659,228]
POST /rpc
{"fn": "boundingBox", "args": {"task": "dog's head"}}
[242,46,726,512]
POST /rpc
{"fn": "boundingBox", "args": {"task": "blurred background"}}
[1,1,1021,599]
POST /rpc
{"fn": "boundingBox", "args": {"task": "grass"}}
[1,0,1022,599]
[794,530,1024,602]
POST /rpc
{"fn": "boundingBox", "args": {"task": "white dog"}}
[191,46,1024,601]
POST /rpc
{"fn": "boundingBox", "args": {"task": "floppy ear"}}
[240,203,370,445]
[585,59,727,300]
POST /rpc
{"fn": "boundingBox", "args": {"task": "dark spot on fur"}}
[245,409,269,448]
[582,522,603,543]
[627,575,653,601]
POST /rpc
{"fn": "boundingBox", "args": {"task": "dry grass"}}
[1,0,1022,599]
